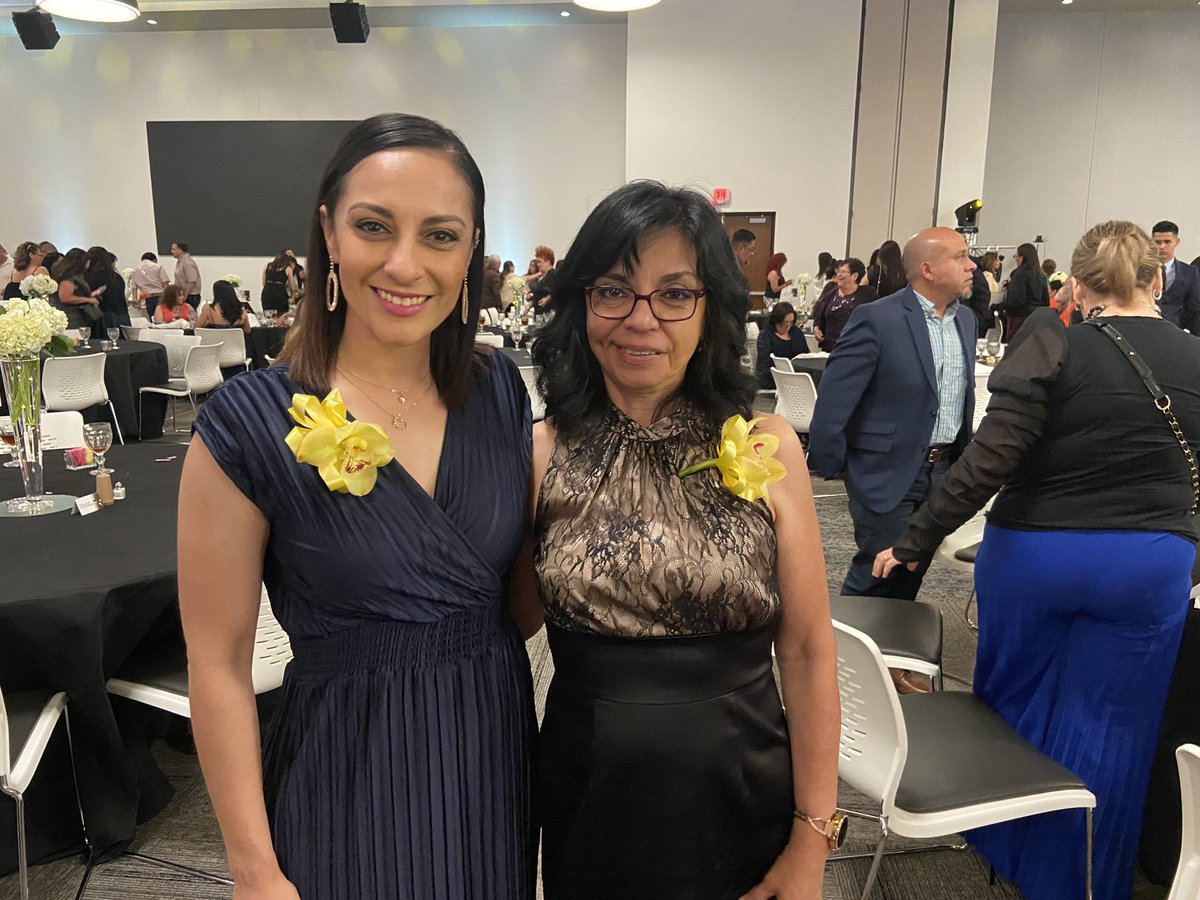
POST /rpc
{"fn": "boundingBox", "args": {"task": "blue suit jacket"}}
[1161,259,1200,335]
[809,287,977,514]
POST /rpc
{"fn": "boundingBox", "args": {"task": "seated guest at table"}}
[755,301,810,388]
[524,180,839,899]
[812,258,876,352]
[482,254,502,310]
[51,247,103,332]
[180,113,535,899]
[4,241,49,300]
[764,252,792,304]
[261,252,297,316]
[197,279,252,333]
[873,220,1200,900]
[131,251,170,317]
[154,284,193,325]
[85,245,132,330]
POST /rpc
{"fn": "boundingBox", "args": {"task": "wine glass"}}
[107,327,120,344]
[976,338,987,357]
[77,327,92,348]
[0,420,19,468]
[83,423,114,475]
[510,324,524,350]
[985,339,1001,360]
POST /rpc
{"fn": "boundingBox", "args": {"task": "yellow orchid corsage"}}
[679,415,787,502]
[284,390,395,496]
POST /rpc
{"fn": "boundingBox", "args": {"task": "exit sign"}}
[712,187,730,206]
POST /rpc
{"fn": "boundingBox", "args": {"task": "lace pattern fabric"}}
[535,403,780,637]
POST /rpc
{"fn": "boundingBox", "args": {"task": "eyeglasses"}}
[585,284,705,322]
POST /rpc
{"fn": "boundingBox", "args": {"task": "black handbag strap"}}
[1087,319,1198,515]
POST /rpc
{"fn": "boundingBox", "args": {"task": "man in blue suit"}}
[1152,220,1200,334]
[810,227,978,600]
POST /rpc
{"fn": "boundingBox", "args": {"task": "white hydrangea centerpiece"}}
[19,273,58,300]
[222,273,243,287]
[0,298,73,357]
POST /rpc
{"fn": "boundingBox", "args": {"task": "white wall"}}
[936,0,998,230]
[981,10,1200,267]
[0,23,627,297]
[624,0,862,273]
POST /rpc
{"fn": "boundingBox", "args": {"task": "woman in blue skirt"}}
[875,220,1200,900]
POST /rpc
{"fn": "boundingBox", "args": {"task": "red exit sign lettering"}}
[712,187,730,206]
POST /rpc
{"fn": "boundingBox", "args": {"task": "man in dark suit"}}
[1152,220,1200,334]
[810,227,978,601]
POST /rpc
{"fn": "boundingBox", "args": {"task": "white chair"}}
[120,325,144,341]
[830,595,943,690]
[831,621,1096,899]
[769,354,794,373]
[476,333,505,349]
[104,588,289,886]
[195,327,250,371]
[518,366,545,422]
[771,369,818,436]
[138,343,223,433]
[40,411,86,450]
[41,354,123,445]
[482,308,500,326]
[127,314,150,326]
[934,503,992,629]
[1170,744,1200,900]
[1,687,85,900]
[139,331,201,381]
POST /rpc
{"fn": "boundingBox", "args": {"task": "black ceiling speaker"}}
[329,2,369,43]
[12,9,60,50]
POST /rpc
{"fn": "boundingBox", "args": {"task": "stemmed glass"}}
[77,327,92,349]
[107,327,120,345]
[510,323,525,350]
[985,339,1001,360]
[0,420,19,468]
[83,423,114,475]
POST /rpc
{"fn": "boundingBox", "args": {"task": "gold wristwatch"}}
[794,809,848,850]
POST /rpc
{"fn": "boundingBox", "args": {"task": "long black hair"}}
[1016,242,1042,277]
[212,280,244,325]
[279,113,486,409]
[533,180,758,437]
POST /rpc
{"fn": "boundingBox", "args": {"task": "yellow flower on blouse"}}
[284,390,394,496]
[679,415,787,503]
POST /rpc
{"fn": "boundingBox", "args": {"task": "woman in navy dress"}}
[179,114,535,899]
[875,220,1200,900]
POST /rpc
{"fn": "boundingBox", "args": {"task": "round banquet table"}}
[246,325,289,370]
[0,443,186,874]
[790,355,826,388]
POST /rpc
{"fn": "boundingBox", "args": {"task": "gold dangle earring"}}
[460,273,470,325]
[325,264,340,312]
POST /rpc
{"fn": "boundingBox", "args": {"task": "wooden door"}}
[722,212,775,310]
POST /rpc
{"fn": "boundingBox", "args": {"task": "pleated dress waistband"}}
[546,621,778,704]
[288,606,508,679]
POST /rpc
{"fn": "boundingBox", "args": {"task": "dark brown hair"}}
[160,284,186,312]
[278,114,486,409]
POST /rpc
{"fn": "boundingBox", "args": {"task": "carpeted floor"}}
[0,421,1173,898]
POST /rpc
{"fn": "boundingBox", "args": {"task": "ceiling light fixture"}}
[36,0,140,23]
[572,0,662,11]
[1061,0,1072,4]
[146,17,156,24]
[560,9,571,16]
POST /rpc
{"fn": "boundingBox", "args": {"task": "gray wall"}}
[981,10,1200,267]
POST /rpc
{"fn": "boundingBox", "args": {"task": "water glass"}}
[976,339,987,356]
[511,327,524,350]
[107,327,120,343]
[83,422,114,474]
[78,327,92,348]
[985,340,1000,359]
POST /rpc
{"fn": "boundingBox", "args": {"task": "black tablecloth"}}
[0,444,185,874]
[499,347,531,367]
[791,356,826,388]
[246,326,288,370]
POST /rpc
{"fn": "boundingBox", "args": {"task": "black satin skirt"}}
[537,623,793,900]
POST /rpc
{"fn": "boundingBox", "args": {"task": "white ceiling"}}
[0,0,621,33]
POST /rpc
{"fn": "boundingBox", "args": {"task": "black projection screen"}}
[147,121,356,257]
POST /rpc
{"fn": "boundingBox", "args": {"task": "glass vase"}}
[0,353,47,514]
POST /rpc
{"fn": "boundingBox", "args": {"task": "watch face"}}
[832,813,849,849]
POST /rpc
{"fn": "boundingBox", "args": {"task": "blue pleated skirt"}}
[969,525,1193,900]
[261,607,536,900]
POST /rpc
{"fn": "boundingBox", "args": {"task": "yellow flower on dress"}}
[679,415,787,503]
[284,390,394,496]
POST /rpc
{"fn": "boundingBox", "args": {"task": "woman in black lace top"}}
[519,182,839,899]
[876,221,1200,900]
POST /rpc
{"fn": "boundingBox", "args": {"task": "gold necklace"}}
[337,366,436,431]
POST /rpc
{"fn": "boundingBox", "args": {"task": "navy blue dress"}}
[193,353,535,900]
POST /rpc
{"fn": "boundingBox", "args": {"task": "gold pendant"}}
[392,414,407,431]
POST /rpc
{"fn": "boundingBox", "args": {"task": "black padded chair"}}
[830,594,943,689]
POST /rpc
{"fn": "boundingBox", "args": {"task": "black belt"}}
[926,444,953,462]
